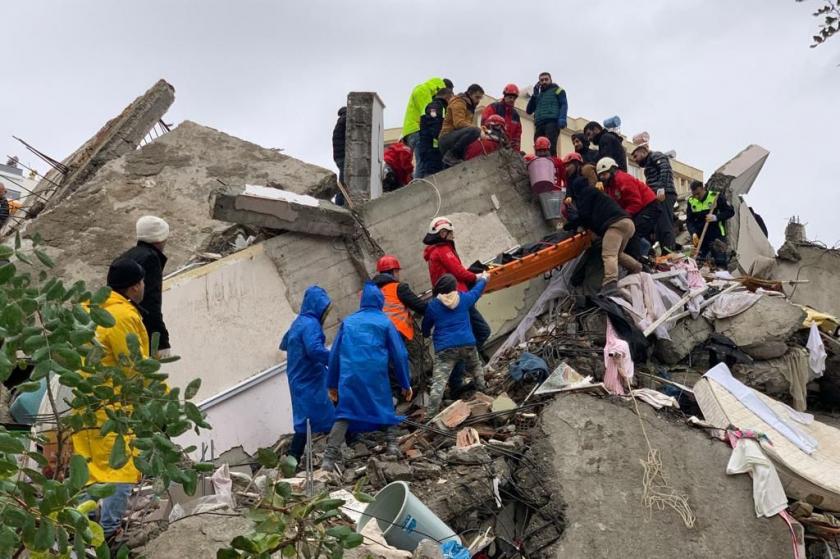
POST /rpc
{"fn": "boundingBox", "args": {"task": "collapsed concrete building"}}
[6,79,840,558]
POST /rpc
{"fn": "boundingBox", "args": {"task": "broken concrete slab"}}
[714,295,806,360]
[24,120,336,286]
[22,79,176,221]
[212,184,356,237]
[537,393,792,558]
[654,316,713,365]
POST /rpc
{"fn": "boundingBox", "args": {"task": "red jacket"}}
[423,242,477,292]
[481,102,522,151]
[604,170,656,216]
[464,138,502,161]
[383,143,414,187]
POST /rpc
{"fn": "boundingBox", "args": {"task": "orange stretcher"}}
[484,232,592,294]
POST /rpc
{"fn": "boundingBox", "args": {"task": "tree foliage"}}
[797,0,840,46]
[0,233,212,558]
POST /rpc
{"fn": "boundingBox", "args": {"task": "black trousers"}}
[626,203,662,260]
[534,121,561,156]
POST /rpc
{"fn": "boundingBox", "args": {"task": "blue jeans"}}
[98,483,133,537]
[404,133,422,178]
[449,307,491,390]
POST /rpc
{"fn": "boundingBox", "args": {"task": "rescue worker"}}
[372,255,427,383]
[584,122,627,171]
[382,140,414,192]
[463,114,508,161]
[480,84,523,151]
[563,176,643,295]
[332,107,347,205]
[562,152,598,188]
[596,157,661,260]
[525,72,568,156]
[630,144,677,251]
[416,88,453,178]
[119,216,171,356]
[279,285,335,464]
[422,273,489,417]
[525,137,565,189]
[402,77,454,177]
[525,137,565,227]
[72,258,148,538]
[686,180,735,269]
[321,282,413,471]
[439,84,485,167]
[423,217,491,392]
[572,133,599,165]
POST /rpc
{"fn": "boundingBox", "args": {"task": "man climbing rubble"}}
[279,286,335,465]
[119,216,171,356]
[596,156,661,260]
[481,83,523,152]
[416,87,453,178]
[563,175,642,295]
[321,282,413,471]
[422,272,489,417]
[630,143,677,251]
[584,121,627,171]
[402,77,454,177]
[463,114,509,161]
[439,84,485,167]
[72,258,148,540]
[687,180,735,269]
[372,255,427,383]
[526,72,568,156]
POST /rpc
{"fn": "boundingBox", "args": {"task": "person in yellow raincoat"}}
[71,258,148,537]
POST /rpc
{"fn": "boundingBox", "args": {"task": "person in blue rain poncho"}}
[320,282,414,471]
[279,285,335,463]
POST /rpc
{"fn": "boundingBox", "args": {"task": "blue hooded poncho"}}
[328,282,411,432]
[280,286,335,434]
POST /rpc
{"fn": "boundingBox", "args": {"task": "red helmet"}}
[534,136,551,151]
[502,83,520,96]
[376,255,401,273]
[485,114,506,128]
[562,152,583,165]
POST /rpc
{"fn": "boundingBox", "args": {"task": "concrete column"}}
[344,92,385,206]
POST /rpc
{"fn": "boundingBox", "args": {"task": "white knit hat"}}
[136,216,170,243]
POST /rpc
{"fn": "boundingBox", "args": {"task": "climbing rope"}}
[626,378,697,528]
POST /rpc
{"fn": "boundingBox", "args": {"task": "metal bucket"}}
[538,190,564,220]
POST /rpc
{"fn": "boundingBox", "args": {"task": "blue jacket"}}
[526,83,568,127]
[422,279,487,352]
[328,282,410,432]
[280,286,335,434]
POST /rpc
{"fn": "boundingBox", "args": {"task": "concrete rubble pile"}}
[5,79,840,558]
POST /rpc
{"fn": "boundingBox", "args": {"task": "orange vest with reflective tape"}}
[381,282,414,340]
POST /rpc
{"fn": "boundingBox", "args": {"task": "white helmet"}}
[596,157,618,175]
[428,216,454,235]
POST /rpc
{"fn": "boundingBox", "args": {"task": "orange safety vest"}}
[381,282,414,341]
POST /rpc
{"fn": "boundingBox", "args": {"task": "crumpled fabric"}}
[669,258,707,317]
[441,540,471,559]
[779,348,810,412]
[614,272,671,340]
[508,352,549,382]
[604,318,634,395]
[806,322,826,379]
[726,438,788,518]
[702,291,762,320]
[630,388,679,409]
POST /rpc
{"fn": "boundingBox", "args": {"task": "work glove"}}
[656,189,666,202]
[705,214,718,223]
[468,260,489,274]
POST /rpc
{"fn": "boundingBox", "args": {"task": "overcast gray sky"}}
[2,0,838,247]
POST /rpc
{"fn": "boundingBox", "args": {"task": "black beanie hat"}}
[107,258,145,290]
[433,274,457,296]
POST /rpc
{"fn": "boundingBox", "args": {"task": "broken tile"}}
[456,427,481,449]
[433,399,471,429]
[491,393,517,413]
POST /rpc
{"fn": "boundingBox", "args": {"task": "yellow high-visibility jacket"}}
[72,290,149,484]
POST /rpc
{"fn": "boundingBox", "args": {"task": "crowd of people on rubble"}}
[332,73,737,290]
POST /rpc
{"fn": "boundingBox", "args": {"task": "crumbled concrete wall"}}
[776,243,840,318]
[537,394,792,559]
[362,149,551,337]
[24,120,335,287]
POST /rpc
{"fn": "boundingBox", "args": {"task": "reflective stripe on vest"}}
[688,192,725,236]
[381,283,414,340]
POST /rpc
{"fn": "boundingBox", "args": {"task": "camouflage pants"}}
[428,346,486,416]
